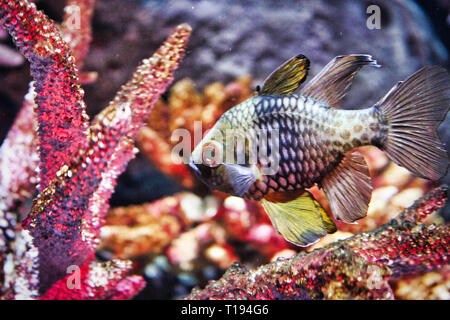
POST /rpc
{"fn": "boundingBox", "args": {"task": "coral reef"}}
[187,187,448,299]
[0,0,448,301]
[0,0,190,298]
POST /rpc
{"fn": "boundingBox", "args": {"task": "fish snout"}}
[188,158,201,176]
[188,158,212,179]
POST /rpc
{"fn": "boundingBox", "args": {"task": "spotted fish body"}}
[221,94,385,201]
[190,54,450,246]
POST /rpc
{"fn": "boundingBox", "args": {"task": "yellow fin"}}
[261,191,336,246]
[259,54,310,95]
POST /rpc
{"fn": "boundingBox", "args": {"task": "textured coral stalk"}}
[93,23,192,137]
[21,21,190,292]
[0,0,95,212]
[81,22,192,252]
[0,0,89,192]
[0,0,95,299]
[187,186,449,300]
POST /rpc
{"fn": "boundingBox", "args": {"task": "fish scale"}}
[221,94,382,201]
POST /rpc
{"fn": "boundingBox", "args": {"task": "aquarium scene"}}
[0,0,449,303]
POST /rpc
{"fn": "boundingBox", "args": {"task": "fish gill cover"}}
[0,0,448,300]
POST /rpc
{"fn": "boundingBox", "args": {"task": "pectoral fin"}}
[321,152,373,223]
[223,164,259,197]
[300,54,380,107]
[259,54,310,95]
[262,191,336,246]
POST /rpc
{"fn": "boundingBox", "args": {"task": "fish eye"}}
[202,141,223,167]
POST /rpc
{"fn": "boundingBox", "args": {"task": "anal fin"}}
[261,191,336,247]
[322,152,372,223]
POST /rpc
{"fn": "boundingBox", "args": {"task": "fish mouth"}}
[188,159,212,179]
[188,158,202,176]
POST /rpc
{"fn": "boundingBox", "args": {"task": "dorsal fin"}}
[259,54,310,95]
[300,54,380,108]
[321,152,373,223]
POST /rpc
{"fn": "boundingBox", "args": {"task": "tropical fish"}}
[189,54,450,246]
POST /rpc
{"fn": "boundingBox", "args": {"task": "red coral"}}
[1,0,96,299]
[39,259,145,300]
[187,186,449,300]
[0,0,95,215]
[23,22,190,292]
[0,0,89,191]
[0,0,191,297]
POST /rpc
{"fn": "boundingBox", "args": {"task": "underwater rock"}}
[139,0,448,97]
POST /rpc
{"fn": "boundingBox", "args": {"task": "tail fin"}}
[376,66,450,180]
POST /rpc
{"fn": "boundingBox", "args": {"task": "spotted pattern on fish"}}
[220,94,386,201]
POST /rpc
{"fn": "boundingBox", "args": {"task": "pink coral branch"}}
[0,85,38,212]
[0,0,89,191]
[187,186,449,300]
[0,0,95,214]
[81,23,192,247]
[20,22,190,293]
[0,0,96,299]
